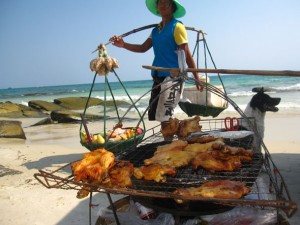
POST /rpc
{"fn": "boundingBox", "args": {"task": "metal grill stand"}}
[33,24,298,224]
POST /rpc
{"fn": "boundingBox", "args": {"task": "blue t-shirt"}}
[151,19,186,77]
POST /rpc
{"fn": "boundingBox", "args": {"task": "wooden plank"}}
[142,65,300,77]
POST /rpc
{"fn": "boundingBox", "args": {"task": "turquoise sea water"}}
[1,74,299,116]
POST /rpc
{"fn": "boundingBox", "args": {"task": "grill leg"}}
[174,215,181,225]
[106,193,121,225]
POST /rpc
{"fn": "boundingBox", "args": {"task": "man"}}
[110,0,201,122]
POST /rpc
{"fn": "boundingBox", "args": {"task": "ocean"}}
[1,74,300,117]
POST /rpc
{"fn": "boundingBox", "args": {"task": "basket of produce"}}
[79,44,146,154]
[80,127,144,154]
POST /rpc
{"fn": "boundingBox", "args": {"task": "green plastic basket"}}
[80,131,144,155]
[178,101,226,118]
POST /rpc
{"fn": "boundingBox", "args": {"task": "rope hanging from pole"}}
[179,29,229,117]
[80,45,146,153]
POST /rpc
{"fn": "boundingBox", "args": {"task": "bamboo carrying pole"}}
[142,65,300,77]
[92,25,198,53]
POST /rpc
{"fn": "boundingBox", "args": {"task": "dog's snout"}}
[273,98,281,105]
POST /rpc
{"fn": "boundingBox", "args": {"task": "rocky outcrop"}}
[0,120,26,139]
[0,97,130,127]
[0,102,46,118]
[50,110,104,123]
[101,100,131,107]
[28,100,65,111]
[30,117,54,126]
[53,97,103,110]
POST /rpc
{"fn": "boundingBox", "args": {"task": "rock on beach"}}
[0,97,130,139]
[0,120,26,139]
[0,101,46,118]
[28,100,65,111]
[53,97,103,110]
[0,97,104,119]
[50,110,104,123]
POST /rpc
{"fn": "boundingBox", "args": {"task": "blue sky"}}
[1,0,299,89]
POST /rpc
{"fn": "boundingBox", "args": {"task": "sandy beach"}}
[0,112,299,225]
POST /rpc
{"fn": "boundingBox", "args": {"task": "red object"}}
[137,128,143,134]
[224,117,239,131]
[85,134,93,142]
[134,201,157,220]
[114,121,123,129]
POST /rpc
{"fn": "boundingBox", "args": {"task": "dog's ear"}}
[258,87,264,94]
[252,87,265,93]
[250,89,266,110]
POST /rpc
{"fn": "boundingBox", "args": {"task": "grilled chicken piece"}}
[211,150,252,162]
[144,149,196,168]
[183,139,225,153]
[173,180,250,203]
[71,148,115,183]
[186,135,218,144]
[191,151,242,173]
[82,148,115,168]
[191,143,254,173]
[222,145,254,157]
[155,140,188,154]
[76,159,134,198]
[76,187,91,199]
[105,160,134,187]
[160,117,179,139]
[144,139,224,169]
[134,164,176,182]
[177,116,202,137]
[76,182,99,199]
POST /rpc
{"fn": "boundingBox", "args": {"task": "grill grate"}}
[119,140,263,193]
[34,118,297,217]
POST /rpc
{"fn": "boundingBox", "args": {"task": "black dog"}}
[242,87,281,146]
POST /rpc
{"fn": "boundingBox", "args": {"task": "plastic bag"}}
[155,76,184,122]
[97,207,151,225]
[151,213,175,225]
[207,207,277,225]
[97,209,175,225]
[97,199,146,225]
[97,200,175,225]
[181,218,203,225]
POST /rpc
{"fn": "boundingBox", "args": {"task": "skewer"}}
[142,65,300,77]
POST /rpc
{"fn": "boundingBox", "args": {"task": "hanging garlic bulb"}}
[89,58,98,71]
[89,43,120,76]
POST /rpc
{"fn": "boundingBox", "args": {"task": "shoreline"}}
[0,112,299,224]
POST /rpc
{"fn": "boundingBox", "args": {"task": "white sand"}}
[0,113,299,225]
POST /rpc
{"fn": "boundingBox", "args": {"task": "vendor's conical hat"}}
[146,0,186,18]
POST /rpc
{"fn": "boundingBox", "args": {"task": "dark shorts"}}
[148,74,166,121]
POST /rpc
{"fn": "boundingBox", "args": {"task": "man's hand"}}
[109,36,124,48]
[194,75,204,92]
